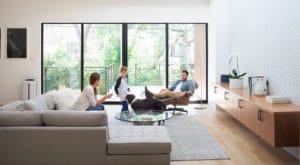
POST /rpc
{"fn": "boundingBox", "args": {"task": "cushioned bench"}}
[107,126,171,165]
[108,126,171,154]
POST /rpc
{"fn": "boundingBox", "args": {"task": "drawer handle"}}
[257,110,263,121]
[214,86,217,94]
[224,92,229,100]
[238,99,243,108]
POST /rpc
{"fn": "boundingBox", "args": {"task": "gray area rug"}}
[108,110,230,161]
[165,115,230,160]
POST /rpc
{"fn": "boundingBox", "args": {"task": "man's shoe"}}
[145,86,154,100]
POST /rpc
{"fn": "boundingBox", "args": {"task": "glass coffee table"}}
[115,110,173,126]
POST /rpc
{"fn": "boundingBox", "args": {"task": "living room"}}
[0,0,299,165]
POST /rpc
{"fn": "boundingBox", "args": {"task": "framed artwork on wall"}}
[7,28,27,58]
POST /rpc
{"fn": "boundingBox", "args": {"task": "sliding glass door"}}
[42,23,208,102]
[168,24,207,100]
[127,24,166,95]
[43,24,81,94]
[83,24,122,94]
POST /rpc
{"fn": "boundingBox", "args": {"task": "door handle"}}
[224,92,229,100]
[238,99,243,108]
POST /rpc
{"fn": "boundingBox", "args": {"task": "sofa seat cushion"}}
[43,111,107,126]
[0,111,43,126]
[108,126,171,155]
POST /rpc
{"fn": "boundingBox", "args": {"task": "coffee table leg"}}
[158,121,161,126]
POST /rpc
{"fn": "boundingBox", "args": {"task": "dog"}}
[126,94,166,111]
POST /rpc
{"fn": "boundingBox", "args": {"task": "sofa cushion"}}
[43,111,107,126]
[54,89,78,110]
[0,111,43,126]
[0,100,24,111]
[108,126,171,155]
[43,90,57,110]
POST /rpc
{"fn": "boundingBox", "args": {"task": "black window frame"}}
[41,22,209,103]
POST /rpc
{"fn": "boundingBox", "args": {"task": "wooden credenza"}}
[213,83,300,147]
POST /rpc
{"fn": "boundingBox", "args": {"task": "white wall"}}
[0,0,210,104]
[226,0,300,160]
[209,0,230,83]
[229,0,300,104]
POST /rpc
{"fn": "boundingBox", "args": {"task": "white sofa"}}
[0,90,172,165]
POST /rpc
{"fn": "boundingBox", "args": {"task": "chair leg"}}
[166,105,188,114]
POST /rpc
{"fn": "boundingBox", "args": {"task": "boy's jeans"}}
[121,101,128,111]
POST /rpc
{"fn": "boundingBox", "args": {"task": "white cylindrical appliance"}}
[22,79,37,100]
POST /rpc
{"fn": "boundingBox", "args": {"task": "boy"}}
[114,66,130,111]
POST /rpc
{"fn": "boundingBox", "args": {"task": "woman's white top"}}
[69,85,97,111]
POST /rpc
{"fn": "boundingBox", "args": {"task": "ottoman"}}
[107,126,172,165]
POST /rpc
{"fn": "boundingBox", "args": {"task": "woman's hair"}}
[89,72,100,95]
[120,66,127,72]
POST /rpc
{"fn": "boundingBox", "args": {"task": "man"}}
[145,70,195,100]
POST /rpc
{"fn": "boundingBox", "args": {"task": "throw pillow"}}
[43,90,57,110]
[0,100,24,111]
[54,89,78,110]
[21,95,48,111]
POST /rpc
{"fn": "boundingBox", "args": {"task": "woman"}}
[69,72,113,111]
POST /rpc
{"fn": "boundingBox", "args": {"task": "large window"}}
[43,24,81,94]
[83,24,122,94]
[42,23,208,102]
[168,24,207,100]
[128,24,166,89]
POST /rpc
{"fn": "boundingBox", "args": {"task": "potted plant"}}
[229,69,247,88]
[227,54,247,88]
[221,53,238,83]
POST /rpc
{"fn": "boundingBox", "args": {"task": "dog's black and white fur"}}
[126,94,166,111]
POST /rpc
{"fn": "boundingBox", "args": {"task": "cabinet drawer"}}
[240,101,261,135]
[232,96,243,121]
[214,86,234,113]
[260,111,275,146]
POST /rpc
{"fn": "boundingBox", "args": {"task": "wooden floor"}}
[170,104,299,165]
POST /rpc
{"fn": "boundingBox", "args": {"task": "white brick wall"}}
[226,0,300,159]
[229,0,300,105]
